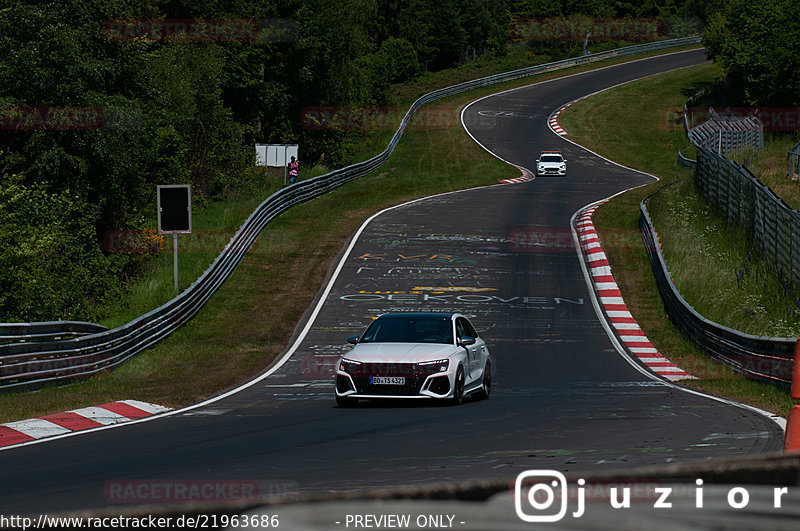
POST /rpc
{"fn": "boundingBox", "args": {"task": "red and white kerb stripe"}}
[575,203,695,381]
[549,109,568,136]
[500,166,535,184]
[549,96,590,137]
[0,400,171,448]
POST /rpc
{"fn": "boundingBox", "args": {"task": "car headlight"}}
[339,358,362,374]
[418,359,449,373]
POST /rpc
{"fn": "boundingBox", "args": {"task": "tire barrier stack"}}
[0,36,702,391]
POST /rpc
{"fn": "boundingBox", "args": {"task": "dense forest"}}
[0,0,773,322]
[703,0,800,107]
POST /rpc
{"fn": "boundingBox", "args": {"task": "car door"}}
[456,317,480,382]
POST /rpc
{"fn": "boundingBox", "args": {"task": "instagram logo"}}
[515,470,582,522]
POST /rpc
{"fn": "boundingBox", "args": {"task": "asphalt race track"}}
[0,48,784,516]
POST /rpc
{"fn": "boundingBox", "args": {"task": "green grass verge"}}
[97,164,337,329]
[558,61,794,415]
[648,179,800,338]
[0,45,711,423]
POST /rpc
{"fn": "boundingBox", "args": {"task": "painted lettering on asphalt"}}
[357,253,476,264]
[339,293,584,305]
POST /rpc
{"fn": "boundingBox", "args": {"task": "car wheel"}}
[336,394,357,408]
[450,366,465,406]
[476,361,491,400]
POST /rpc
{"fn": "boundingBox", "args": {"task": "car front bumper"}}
[537,167,566,175]
[335,369,453,400]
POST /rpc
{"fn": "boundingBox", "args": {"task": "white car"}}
[334,312,492,407]
[535,150,567,176]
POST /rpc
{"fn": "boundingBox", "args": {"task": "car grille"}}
[354,377,424,396]
[346,362,443,396]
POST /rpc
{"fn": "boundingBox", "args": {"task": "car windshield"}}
[360,316,453,344]
[540,155,563,162]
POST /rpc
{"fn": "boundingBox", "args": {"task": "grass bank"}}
[728,137,800,211]
[0,45,708,423]
[558,62,794,415]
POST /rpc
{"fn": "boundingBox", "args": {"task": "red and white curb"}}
[0,400,171,448]
[500,166,535,184]
[549,96,590,137]
[549,110,568,136]
[575,202,695,381]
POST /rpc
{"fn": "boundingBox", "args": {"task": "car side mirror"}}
[459,336,476,347]
[347,335,359,345]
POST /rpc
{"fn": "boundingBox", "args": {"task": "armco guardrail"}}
[639,198,794,384]
[0,321,108,345]
[0,36,702,391]
[677,89,705,167]
[677,143,696,169]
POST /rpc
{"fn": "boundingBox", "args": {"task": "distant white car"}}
[334,312,492,407]
[535,150,567,176]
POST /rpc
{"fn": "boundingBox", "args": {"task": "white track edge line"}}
[0,185,505,451]
[555,77,786,433]
[2,46,729,452]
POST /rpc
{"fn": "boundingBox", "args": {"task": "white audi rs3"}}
[334,312,492,407]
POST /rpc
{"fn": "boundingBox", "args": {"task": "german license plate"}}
[371,376,405,385]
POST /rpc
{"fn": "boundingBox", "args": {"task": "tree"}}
[459,0,509,56]
[704,0,800,107]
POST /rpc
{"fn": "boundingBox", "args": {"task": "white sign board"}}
[255,144,268,166]
[266,144,299,167]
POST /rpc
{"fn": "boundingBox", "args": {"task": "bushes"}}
[703,0,800,107]
[0,177,127,322]
[2,0,707,323]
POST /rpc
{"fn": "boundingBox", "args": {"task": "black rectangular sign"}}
[157,185,192,233]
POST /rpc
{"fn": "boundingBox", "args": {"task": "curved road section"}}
[0,49,782,515]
